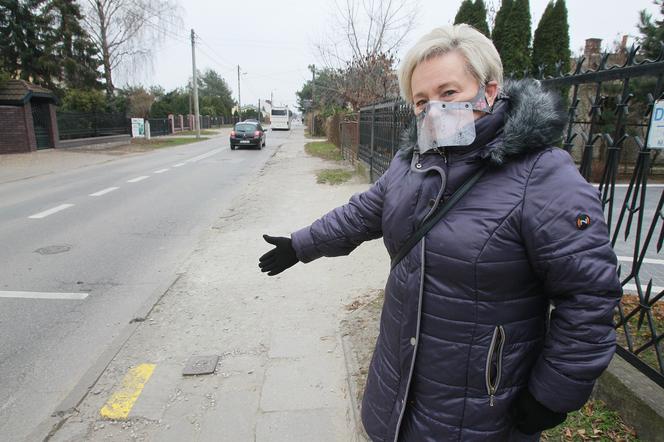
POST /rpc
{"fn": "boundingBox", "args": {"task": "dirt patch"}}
[340,288,384,436]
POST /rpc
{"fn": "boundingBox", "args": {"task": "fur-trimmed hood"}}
[399,78,567,166]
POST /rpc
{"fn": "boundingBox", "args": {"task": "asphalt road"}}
[0,126,296,440]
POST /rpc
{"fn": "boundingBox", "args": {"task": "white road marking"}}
[0,291,89,300]
[89,187,119,197]
[592,183,664,188]
[623,283,664,293]
[153,168,170,174]
[127,176,149,183]
[28,204,74,219]
[186,148,223,163]
[617,256,664,266]
[172,163,186,167]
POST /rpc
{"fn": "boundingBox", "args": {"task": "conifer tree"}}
[471,0,490,37]
[500,0,532,77]
[550,0,571,74]
[532,1,556,76]
[454,1,475,27]
[455,0,490,37]
[533,0,571,77]
[491,0,513,54]
[637,0,663,59]
[0,0,48,84]
[43,0,101,89]
[0,0,100,90]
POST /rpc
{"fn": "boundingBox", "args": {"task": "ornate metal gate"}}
[31,103,51,149]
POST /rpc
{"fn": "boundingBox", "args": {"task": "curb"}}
[28,273,184,442]
[340,323,371,442]
[592,353,664,442]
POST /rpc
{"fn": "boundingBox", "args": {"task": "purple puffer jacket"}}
[291,79,622,441]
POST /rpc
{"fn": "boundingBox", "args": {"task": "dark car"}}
[230,122,266,150]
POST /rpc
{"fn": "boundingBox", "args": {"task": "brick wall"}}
[0,105,35,154]
[47,103,58,147]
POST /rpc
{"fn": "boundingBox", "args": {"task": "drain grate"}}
[182,355,219,376]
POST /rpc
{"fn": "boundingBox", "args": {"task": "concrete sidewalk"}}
[0,128,230,185]
[48,131,389,441]
[0,149,130,185]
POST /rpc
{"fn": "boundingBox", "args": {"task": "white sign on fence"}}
[647,100,664,149]
[131,118,145,138]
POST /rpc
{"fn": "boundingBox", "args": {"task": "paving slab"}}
[256,408,350,442]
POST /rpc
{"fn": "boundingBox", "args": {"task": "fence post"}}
[370,106,376,182]
[168,114,175,134]
[390,102,397,159]
[339,120,344,160]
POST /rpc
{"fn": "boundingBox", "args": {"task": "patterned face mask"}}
[416,85,492,153]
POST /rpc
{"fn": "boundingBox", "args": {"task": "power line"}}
[196,44,235,71]
[243,68,310,80]
[194,34,236,69]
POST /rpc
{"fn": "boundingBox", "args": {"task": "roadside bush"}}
[60,88,107,113]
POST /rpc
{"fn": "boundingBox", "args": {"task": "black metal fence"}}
[57,113,227,139]
[358,101,413,181]
[57,111,130,140]
[354,47,664,388]
[200,115,224,128]
[340,115,359,162]
[148,118,169,136]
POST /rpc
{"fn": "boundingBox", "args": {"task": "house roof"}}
[0,80,57,106]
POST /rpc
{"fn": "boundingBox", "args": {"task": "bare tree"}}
[317,0,419,70]
[311,0,417,109]
[81,0,182,96]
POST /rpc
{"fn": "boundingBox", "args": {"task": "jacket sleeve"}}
[290,170,387,263]
[521,148,622,413]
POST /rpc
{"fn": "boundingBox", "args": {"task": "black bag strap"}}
[390,166,487,270]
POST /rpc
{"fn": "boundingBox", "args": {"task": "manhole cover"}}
[35,245,71,255]
[182,355,219,376]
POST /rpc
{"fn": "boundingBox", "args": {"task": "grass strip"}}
[174,130,219,136]
[131,137,208,149]
[316,168,354,185]
[542,399,639,441]
[305,141,343,161]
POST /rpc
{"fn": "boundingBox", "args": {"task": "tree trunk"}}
[96,0,114,96]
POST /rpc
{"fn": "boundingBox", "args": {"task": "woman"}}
[259,25,621,441]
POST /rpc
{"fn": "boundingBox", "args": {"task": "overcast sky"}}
[121,0,662,111]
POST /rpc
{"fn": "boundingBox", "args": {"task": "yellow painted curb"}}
[100,363,156,420]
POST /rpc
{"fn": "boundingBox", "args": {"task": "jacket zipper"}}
[392,239,427,442]
[484,325,506,407]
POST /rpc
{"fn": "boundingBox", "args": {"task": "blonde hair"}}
[398,24,503,103]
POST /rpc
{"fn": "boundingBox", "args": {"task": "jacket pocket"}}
[485,325,506,407]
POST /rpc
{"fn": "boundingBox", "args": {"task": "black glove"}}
[511,388,567,435]
[259,234,299,276]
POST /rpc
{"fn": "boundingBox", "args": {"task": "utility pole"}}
[190,29,201,139]
[237,65,242,122]
[188,81,192,116]
[311,64,316,136]
[258,98,261,123]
